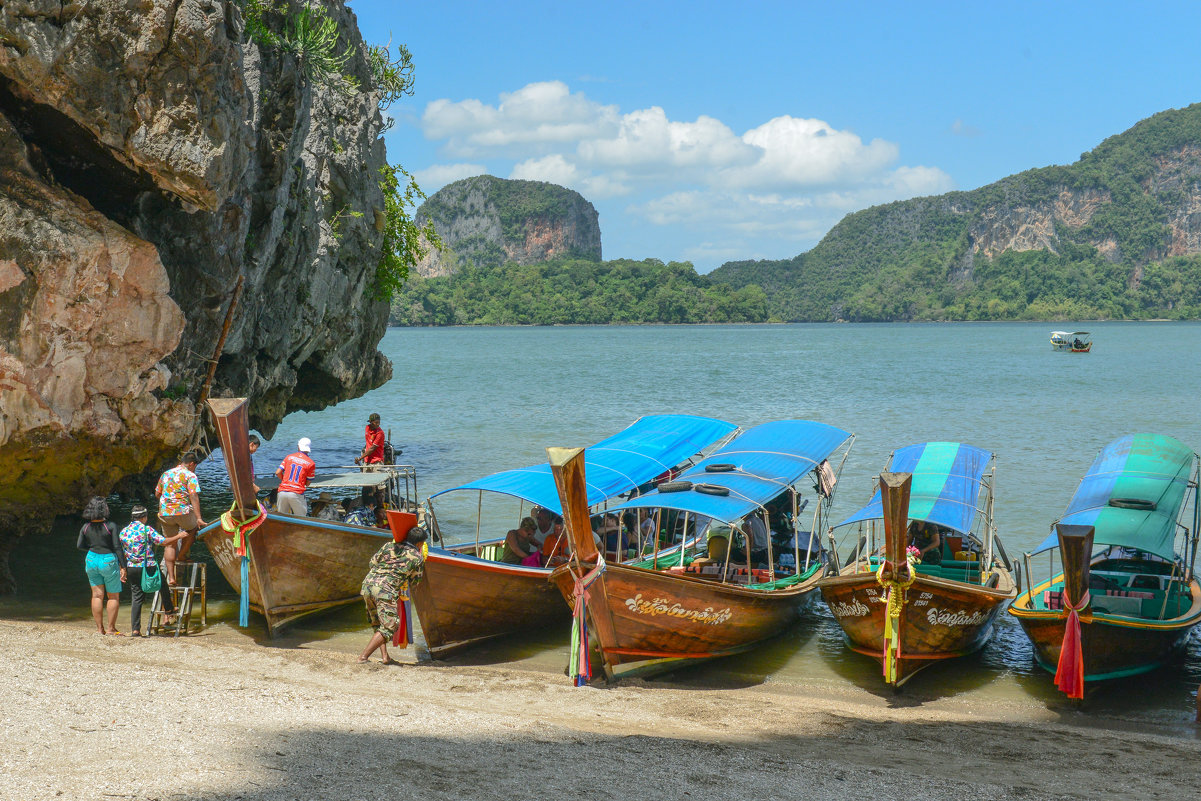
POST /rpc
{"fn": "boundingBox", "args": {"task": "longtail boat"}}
[202,398,418,636]
[819,442,1016,686]
[549,420,854,681]
[1008,433,1201,698]
[412,415,738,657]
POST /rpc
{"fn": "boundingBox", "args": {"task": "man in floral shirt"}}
[155,451,206,584]
[119,505,182,635]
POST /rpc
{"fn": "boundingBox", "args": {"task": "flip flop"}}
[107,630,125,636]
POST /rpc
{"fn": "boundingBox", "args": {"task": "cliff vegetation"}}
[390,258,769,325]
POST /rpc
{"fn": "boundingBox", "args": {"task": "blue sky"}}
[347,0,1201,272]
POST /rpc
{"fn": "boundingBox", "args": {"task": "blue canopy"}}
[609,420,853,522]
[1033,433,1196,561]
[834,442,993,535]
[430,415,737,513]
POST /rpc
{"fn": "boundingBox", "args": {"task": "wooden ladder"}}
[148,561,207,637]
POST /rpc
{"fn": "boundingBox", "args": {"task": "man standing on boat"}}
[356,413,386,470]
[275,438,316,516]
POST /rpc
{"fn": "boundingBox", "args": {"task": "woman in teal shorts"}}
[77,497,127,635]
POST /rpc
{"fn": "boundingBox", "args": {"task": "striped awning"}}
[833,442,993,536]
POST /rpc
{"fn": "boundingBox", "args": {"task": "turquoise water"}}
[10,322,1201,724]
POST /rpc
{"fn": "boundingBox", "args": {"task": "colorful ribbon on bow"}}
[876,553,918,684]
[220,502,268,627]
[569,559,606,686]
[1054,588,1091,699]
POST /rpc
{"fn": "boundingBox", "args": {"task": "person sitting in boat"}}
[345,496,376,527]
[741,513,770,567]
[310,491,343,522]
[530,507,560,551]
[908,520,942,564]
[373,505,390,529]
[501,517,540,565]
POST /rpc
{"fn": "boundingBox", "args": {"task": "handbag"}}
[140,544,162,593]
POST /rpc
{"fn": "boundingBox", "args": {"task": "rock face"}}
[413,175,601,276]
[0,0,392,591]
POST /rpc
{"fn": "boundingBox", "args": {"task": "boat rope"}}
[568,558,606,686]
[876,548,918,684]
[1054,588,1091,699]
[219,501,268,627]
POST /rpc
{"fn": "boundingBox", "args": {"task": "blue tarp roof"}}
[833,442,993,535]
[430,415,737,513]
[609,420,853,522]
[1033,433,1196,561]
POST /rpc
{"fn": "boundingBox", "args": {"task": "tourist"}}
[119,504,180,635]
[77,496,126,635]
[358,526,428,664]
[155,451,205,585]
[373,505,390,529]
[741,512,770,567]
[311,491,342,522]
[909,520,943,564]
[345,488,377,526]
[355,413,386,469]
[248,434,261,493]
[501,517,539,565]
[531,507,560,550]
[275,437,316,516]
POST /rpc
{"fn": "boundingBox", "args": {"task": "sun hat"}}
[298,437,312,453]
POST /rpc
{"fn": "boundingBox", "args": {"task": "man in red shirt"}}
[275,437,316,516]
[356,413,386,469]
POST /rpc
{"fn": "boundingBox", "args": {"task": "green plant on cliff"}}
[367,40,415,115]
[241,1,357,93]
[375,165,441,301]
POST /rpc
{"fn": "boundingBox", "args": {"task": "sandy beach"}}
[4,619,1200,801]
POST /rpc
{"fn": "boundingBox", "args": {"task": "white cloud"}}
[412,163,488,193]
[415,81,957,265]
[509,155,629,198]
[951,118,983,137]
[422,81,618,157]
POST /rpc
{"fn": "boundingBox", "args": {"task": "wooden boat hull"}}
[819,567,1015,685]
[410,546,569,657]
[202,513,391,636]
[1009,577,1201,681]
[550,561,820,680]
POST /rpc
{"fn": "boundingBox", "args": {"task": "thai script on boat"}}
[828,598,871,618]
[926,607,989,627]
[623,594,733,625]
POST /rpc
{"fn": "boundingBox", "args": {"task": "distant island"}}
[393,103,1201,325]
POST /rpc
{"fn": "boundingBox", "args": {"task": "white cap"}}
[298,437,312,453]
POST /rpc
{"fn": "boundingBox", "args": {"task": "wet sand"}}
[4,618,1201,801]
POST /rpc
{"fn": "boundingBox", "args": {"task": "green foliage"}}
[711,103,1201,321]
[367,40,416,112]
[241,1,356,93]
[375,165,441,301]
[389,258,770,326]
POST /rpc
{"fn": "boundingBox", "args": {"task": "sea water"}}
[9,322,1201,725]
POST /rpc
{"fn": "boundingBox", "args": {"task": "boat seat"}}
[477,543,505,561]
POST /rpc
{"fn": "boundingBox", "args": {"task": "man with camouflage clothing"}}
[358,526,428,664]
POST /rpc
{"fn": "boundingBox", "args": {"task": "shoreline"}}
[8,617,1201,800]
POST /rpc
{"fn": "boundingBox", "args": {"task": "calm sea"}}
[9,322,1201,726]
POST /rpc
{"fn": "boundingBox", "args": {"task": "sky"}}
[346,0,1201,273]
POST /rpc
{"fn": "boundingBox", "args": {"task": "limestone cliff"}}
[0,0,392,590]
[413,175,601,276]
[711,103,1201,321]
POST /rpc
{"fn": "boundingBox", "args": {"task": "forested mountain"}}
[390,258,768,325]
[711,103,1201,321]
[413,175,601,277]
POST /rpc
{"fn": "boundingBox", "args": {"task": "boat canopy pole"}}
[1190,460,1200,582]
[983,466,995,583]
[475,490,482,554]
[791,488,802,573]
[763,508,774,582]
